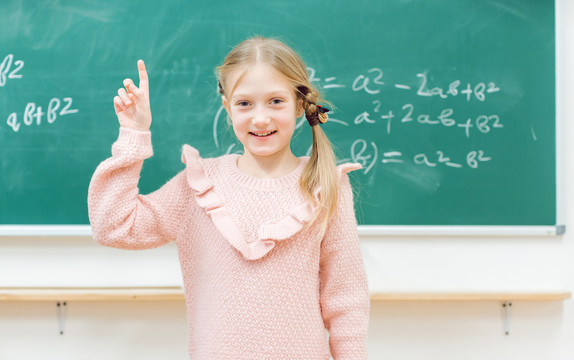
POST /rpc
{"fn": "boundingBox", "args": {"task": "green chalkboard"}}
[0,0,556,226]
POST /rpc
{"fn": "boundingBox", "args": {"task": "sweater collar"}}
[222,154,308,190]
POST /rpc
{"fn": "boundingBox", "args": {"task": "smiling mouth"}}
[249,131,277,137]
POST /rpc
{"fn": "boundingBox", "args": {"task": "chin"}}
[243,145,287,158]
[248,150,279,158]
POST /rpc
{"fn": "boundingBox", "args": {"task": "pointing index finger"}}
[137,59,149,95]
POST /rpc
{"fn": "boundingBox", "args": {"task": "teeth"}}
[252,131,275,137]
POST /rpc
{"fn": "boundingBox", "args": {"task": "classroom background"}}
[1,0,573,359]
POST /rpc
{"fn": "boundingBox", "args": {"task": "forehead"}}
[228,63,294,98]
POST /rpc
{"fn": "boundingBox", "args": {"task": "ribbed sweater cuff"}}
[112,127,153,160]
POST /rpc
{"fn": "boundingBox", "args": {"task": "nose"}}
[251,106,270,127]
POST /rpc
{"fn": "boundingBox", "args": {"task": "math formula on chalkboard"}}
[1,54,79,133]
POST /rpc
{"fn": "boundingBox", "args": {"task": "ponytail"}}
[299,89,339,237]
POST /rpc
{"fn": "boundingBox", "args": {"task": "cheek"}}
[230,115,249,141]
[277,117,296,139]
[231,119,243,137]
[283,109,299,129]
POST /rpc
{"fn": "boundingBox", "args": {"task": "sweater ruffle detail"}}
[257,163,362,242]
[181,145,361,260]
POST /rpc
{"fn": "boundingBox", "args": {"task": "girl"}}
[88,36,369,359]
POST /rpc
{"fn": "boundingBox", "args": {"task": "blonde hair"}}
[216,36,339,235]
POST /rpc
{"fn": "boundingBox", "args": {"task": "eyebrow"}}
[231,90,292,100]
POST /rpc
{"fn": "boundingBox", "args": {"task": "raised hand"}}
[113,60,152,131]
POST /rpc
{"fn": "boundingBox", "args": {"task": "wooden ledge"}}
[0,287,570,302]
[0,287,184,301]
[370,292,572,302]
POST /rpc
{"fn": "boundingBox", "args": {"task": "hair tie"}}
[306,105,330,127]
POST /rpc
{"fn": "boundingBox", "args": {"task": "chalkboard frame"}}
[0,224,565,237]
[0,0,561,234]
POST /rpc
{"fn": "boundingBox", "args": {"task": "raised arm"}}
[88,61,189,249]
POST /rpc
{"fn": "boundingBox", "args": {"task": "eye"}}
[270,98,284,105]
[236,100,250,107]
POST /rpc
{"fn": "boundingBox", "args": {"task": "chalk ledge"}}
[0,287,570,302]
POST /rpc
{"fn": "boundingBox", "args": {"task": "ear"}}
[296,98,304,118]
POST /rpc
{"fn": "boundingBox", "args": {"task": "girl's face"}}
[222,63,303,163]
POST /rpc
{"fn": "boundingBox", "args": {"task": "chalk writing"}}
[382,151,404,164]
[307,67,345,89]
[352,68,384,94]
[0,54,24,87]
[416,73,500,101]
[353,103,503,138]
[344,140,493,171]
[5,97,78,133]
[354,111,375,125]
[1,57,80,133]
[413,150,491,169]
[351,139,378,175]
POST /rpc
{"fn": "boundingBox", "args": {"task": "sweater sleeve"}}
[88,127,190,250]
[319,172,370,360]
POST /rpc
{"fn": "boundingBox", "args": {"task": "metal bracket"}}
[57,301,67,335]
[502,301,512,335]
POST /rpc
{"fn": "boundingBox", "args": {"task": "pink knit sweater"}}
[88,127,370,359]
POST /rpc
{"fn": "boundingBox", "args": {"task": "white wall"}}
[1,1,572,359]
